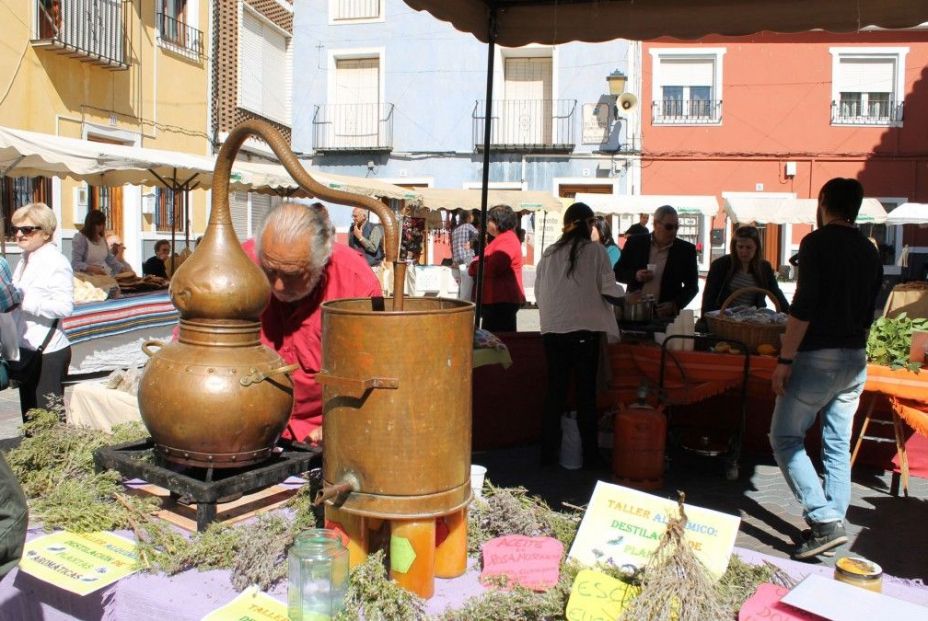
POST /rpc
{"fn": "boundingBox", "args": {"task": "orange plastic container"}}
[389,518,436,599]
[613,400,666,490]
[324,505,368,568]
[434,509,468,578]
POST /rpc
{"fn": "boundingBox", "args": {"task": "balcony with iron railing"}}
[473,99,576,151]
[312,103,395,152]
[652,99,722,125]
[32,0,127,69]
[156,11,203,59]
[831,100,903,126]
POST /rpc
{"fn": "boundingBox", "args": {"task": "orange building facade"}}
[640,31,928,272]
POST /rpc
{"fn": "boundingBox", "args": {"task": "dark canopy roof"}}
[402,0,928,46]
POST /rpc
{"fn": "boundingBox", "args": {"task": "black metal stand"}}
[94,438,321,531]
[658,333,751,481]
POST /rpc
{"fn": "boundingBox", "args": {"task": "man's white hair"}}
[256,202,334,271]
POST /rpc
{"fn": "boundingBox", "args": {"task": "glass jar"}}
[288,529,349,620]
[834,556,883,593]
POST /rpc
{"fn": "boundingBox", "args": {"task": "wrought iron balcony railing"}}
[831,100,903,126]
[156,11,204,58]
[473,99,576,151]
[312,103,395,152]
[652,99,722,125]
[33,0,127,69]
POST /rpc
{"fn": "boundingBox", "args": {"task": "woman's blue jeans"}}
[769,348,867,525]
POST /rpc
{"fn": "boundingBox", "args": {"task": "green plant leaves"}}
[866,312,928,371]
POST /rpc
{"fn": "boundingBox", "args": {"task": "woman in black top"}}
[702,225,790,314]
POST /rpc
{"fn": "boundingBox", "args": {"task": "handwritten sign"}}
[739,583,823,620]
[566,569,640,621]
[201,587,289,621]
[480,535,563,591]
[568,481,740,579]
[19,531,138,596]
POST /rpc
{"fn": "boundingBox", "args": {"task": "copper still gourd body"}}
[319,298,474,518]
[137,124,296,468]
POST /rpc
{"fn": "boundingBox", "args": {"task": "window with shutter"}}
[249,194,274,237]
[239,8,292,126]
[230,192,249,241]
[331,0,383,23]
[830,49,906,126]
[650,48,725,125]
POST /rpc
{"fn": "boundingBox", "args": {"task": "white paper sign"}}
[781,574,927,621]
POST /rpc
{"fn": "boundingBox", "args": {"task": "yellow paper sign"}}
[566,569,639,621]
[201,587,289,621]
[568,481,741,578]
[19,531,138,596]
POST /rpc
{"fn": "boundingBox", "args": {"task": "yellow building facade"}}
[0,0,211,270]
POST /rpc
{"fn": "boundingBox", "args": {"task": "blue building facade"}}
[292,0,639,243]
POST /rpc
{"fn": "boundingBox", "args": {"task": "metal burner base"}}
[94,438,321,532]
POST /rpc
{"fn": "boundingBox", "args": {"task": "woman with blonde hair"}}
[10,203,73,419]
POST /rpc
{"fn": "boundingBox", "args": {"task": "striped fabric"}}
[62,291,178,344]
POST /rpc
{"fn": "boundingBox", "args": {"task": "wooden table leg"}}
[891,410,910,498]
[850,394,876,467]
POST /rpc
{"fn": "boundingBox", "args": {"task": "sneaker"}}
[797,529,836,557]
[793,521,847,560]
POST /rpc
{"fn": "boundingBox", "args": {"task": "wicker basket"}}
[704,287,785,353]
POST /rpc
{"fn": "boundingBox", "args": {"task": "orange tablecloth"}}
[608,342,928,437]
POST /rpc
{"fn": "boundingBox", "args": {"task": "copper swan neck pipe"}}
[213,120,404,310]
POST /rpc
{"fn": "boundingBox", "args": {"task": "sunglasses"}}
[12,225,43,236]
[657,222,678,231]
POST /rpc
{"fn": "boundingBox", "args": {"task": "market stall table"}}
[2,525,926,621]
[62,291,178,345]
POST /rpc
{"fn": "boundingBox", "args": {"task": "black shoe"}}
[797,529,836,557]
[793,521,847,560]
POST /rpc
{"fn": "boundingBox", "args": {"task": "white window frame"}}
[829,47,908,128]
[238,4,293,127]
[329,0,385,25]
[327,47,386,108]
[649,47,725,126]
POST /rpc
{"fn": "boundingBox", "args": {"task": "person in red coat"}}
[243,202,382,444]
[469,204,525,332]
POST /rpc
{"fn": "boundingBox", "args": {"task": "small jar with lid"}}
[834,556,883,593]
[288,529,349,620]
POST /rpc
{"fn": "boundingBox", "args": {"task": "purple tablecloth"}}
[1,528,925,620]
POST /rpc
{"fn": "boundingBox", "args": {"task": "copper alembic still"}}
[131,121,476,581]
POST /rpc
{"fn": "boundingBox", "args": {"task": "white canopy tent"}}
[724,197,888,225]
[885,203,928,226]
[573,193,719,218]
[415,188,563,213]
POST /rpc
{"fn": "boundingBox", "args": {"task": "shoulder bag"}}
[8,319,60,386]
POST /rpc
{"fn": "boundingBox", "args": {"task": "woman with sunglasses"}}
[536,202,625,469]
[702,225,790,315]
[10,203,74,420]
[71,209,124,276]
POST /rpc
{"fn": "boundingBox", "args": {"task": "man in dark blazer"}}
[615,205,699,318]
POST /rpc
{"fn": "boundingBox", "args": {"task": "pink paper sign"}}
[739,583,826,621]
[480,535,564,591]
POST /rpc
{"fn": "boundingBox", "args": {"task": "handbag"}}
[8,319,59,386]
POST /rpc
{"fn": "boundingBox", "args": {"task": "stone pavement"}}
[1,319,925,583]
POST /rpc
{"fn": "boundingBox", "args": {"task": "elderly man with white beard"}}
[242,202,382,444]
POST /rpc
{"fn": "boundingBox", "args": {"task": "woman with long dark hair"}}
[535,202,624,468]
[702,225,790,314]
[591,215,621,269]
[71,209,123,276]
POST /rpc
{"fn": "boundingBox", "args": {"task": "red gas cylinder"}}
[613,387,666,490]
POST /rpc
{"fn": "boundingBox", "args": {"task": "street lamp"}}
[606,70,627,96]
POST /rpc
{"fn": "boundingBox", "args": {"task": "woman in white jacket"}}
[11,203,73,419]
[536,202,624,469]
